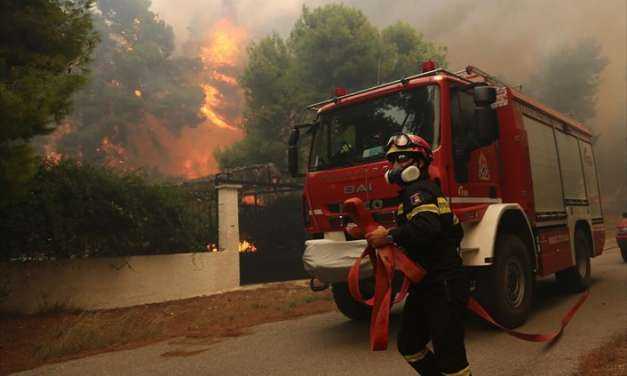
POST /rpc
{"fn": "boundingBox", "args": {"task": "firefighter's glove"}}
[345,222,365,239]
[365,225,391,249]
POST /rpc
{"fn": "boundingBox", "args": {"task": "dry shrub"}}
[34,308,165,361]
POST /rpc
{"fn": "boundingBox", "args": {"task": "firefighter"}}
[365,133,471,376]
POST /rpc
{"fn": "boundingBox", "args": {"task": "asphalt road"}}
[18,238,626,376]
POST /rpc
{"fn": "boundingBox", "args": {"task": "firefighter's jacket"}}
[388,178,465,285]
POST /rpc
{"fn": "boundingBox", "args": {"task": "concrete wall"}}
[0,251,239,314]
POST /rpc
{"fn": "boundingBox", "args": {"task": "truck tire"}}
[331,282,372,321]
[556,229,591,292]
[477,233,534,329]
[619,240,627,263]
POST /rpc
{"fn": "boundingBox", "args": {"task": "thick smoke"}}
[152,0,625,208]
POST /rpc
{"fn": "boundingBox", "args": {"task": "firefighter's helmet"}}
[385,133,433,164]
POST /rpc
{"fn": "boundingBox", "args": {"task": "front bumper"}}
[303,239,374,283]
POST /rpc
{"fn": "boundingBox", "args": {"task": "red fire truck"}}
[288,63,605,328]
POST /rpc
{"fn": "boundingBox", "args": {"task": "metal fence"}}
[213,164,309,285]
[238,191,308,285]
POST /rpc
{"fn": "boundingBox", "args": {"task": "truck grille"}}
[328,211,396,230]
[327,197,399,213]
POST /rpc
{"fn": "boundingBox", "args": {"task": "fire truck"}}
[288,63,605,328]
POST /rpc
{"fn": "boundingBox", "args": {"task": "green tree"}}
[379,21,447,82]
[0,0,97,204]
[57,0,204,166]
[217,4,446,170]
[527,38,608,123]
[216,34,293,169]
[288,4,381,99]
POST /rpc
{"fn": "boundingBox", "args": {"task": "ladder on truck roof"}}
[456,65,521,90]
[306,67,474,111]
[305,65,522,111]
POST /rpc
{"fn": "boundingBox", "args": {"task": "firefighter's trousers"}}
[397,277,471,376]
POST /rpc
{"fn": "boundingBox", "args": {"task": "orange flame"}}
[198,18,247,131]
[199,84,235,129]
[205,240,258,253]
[199,19,247,67]
[42,122,75,163]
[242,195,266,206]
[239,240,257,253]
[98,137,128,168]
[210,71,238,85]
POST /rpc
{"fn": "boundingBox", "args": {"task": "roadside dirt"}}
[575,329,627,376]
[2,279,626,376]
[0,281,334,375]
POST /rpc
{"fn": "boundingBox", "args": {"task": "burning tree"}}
[47,0,247,179]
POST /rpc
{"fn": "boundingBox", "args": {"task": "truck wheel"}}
[556,229,591,292]
[331,282,372,321]
[477,233,534,329]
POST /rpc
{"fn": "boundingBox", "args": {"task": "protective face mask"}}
[384,165,421,185]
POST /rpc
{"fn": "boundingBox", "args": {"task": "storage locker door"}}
[524,116,565,214]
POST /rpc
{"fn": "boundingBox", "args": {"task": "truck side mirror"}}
[473,86,499,147]
[288,127,300,177]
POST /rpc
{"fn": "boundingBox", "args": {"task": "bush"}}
[0,159,216,261]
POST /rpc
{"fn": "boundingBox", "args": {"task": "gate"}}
[214,164,308,285]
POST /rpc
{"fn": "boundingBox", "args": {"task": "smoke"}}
[151,0,625,203]
[123,115,243,177]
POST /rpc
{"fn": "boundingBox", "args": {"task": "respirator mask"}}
[384,165,421,185]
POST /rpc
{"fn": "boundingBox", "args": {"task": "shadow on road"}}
[317,274,601,348]
[316,312,405,349]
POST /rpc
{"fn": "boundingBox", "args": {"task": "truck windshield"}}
[309,85,439,171]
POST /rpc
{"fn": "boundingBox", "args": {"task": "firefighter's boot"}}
[404,348,441,376]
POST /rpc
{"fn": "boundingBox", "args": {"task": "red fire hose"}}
[344,197,590,351]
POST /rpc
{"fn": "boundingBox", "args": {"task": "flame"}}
[239,240,257,253]
[199,19,247,67]
[98,137,128,168]
[199,84,236,129]
[210,71,237,85]
[42,122,75,163]
[241,195,265,206]
[205,240,258,253]
[125,115,243,178]
[198,18,247,131]
[134,89,142,97]
[45,151,63,165]
[241,195,256,205]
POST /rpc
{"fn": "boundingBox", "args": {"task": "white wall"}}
[0,251,239,314]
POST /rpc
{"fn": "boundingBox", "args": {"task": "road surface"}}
[18,238,627,376]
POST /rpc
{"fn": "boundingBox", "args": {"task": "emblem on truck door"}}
[478,152,491,181]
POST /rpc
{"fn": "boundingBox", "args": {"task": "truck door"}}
[449,86,501,203]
